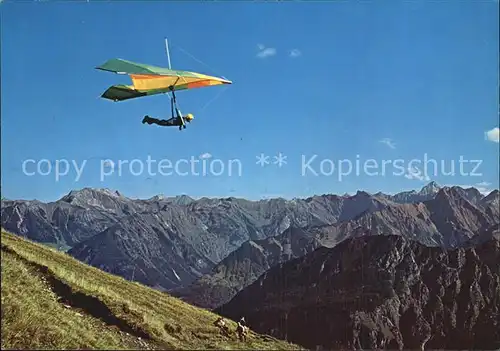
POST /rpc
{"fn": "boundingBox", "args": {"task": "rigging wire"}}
[168,40,230,115]
[171,42,226,79]
[196,86,229,114]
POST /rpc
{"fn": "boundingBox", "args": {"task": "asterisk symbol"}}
[256,153,270,167]
[273,153,287,167]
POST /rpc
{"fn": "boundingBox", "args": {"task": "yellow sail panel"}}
[130,74,230,91]
[130,75,178,90]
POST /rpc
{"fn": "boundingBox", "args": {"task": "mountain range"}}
[1,182,498,299]
[172,185,499,309]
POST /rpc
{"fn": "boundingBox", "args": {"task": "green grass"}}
[1,230,303,350]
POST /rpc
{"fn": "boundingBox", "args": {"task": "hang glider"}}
[96,40,232,132]
[96,58,232,102]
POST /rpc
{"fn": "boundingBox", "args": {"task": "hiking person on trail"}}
[213,317,230,337]
[236,317,248,342]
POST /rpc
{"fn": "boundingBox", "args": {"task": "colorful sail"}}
[96,58,232,101]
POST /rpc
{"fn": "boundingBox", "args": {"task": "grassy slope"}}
[1,230,302,350]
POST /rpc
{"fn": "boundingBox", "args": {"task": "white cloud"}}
[475,187,492,195]
[257,48,277,58]
[256,44,276,58]
[404,166,430,181]
[379,138,396,149]
[471,181,494,195]
[289,49,301,58]
[199,153,212,159]
[485,127,499,143]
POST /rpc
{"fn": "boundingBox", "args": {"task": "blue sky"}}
[1,1,499,201]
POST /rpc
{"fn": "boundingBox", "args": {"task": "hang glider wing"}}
[96,58,232,102]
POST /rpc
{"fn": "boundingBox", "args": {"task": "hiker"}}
[236,317,248,342]
[213,317,230,337]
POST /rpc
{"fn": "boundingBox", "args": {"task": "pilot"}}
[142,113,194,130]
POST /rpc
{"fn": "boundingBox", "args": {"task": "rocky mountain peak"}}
[164,194,195,206]
[483,189,499,202]
[419,181,441,195]
[353,190,371,198]
[60,187,123,203]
